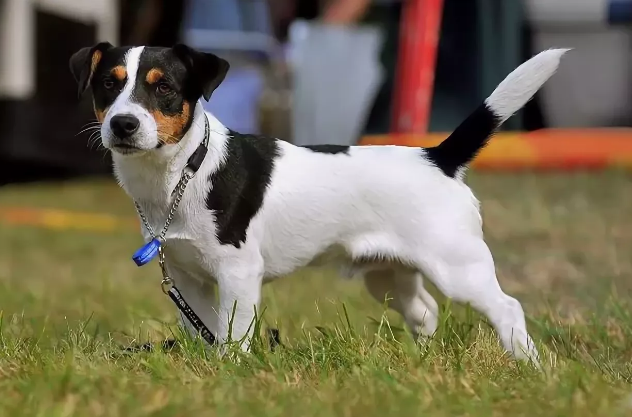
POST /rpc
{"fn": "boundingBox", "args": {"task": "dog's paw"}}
[267,328,282,351]
[122,338,179,353]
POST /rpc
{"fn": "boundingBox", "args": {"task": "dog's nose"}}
[110,114,140,138]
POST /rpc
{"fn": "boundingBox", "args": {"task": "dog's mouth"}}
[111,143,143,154]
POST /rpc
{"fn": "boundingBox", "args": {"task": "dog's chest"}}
[164,238,213,281]
[137,202,219,281]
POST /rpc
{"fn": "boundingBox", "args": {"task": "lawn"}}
[1,171,631,416]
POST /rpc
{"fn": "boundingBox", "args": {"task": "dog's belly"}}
[264,243,399,282]
[306,244,347,267]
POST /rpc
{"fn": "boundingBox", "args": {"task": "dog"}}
[69,43,567,363]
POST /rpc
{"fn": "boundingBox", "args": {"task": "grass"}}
[1,171,632,416]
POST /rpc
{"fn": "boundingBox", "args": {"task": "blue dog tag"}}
[132,238,161,266]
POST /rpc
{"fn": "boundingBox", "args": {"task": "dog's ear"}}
[172,44,230,101]
[69,42,113,98]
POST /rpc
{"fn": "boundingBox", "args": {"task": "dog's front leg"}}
[168,263,219,344]
[215,254,264,352]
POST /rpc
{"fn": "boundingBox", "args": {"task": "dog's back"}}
[256,49,569,277]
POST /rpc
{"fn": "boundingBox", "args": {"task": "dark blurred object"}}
[431,0,532,132]
[361,1,403,135]
[120,0,187,46]
[0,0,189,186]
[366,0,545,133]
[0,10,110,186]
[521,21,546,131]
[268,0,319,42]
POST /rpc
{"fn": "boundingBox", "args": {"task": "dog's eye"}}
[103,78,115,90]
[156,82,173,95]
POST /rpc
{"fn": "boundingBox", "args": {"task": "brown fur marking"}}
[94,103,109,123]
[88,50,102,84]
[111,66,127,81]
[146,68,164,84]
[152,102,191,144]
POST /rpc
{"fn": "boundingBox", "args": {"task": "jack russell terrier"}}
[70,43,567,363]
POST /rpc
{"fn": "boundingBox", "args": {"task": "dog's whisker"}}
[157,133,186,154]
[156,130,182,144]
[79,121,101,128]
[87,137,97,149]
[77,122,102,133]
[87,131,100,143]
[87,132,103,150]
[156,131,187,158]
[78,125,101,132]
[76,126,101,137]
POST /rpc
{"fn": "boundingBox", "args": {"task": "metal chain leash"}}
[134,169,193,242]
[133,169,193,294]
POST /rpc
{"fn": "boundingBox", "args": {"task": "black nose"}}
[110,114,140,138]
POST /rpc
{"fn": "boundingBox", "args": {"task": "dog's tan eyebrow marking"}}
[111,66,127,81]
[146,68,164,84]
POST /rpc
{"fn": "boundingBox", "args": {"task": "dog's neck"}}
[112,103,228,210]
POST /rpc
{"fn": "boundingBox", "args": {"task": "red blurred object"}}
[391,0,444,138]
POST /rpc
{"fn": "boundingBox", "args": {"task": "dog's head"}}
[69,43,229,154]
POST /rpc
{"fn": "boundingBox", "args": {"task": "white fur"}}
[103,48,567,363]
[101,46,160,151]
[486,48,569,122]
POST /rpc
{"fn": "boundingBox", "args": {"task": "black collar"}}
[184,115,210,174]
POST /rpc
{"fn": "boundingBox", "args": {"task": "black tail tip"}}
[424,103,500,178]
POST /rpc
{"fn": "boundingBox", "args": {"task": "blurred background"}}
[1,0,632,185]
[2,5,632,405]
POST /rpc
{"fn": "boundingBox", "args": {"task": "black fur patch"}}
[302,144,350,155]
[89,46,131,113]
[135,49,194,105]
[206,131,280,248]
[424,104,499,177]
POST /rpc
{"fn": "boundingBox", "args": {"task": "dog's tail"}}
[425,48,569,178]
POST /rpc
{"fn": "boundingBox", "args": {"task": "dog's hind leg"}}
[415,235,540,364]
[364,269,438,339]
[395,270,439,339]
